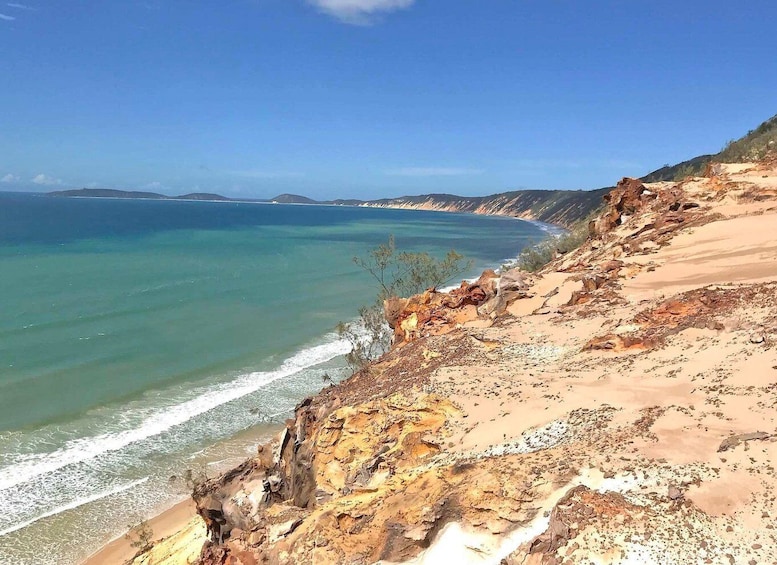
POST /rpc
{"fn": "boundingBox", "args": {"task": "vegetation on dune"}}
[517,222,590,272]
[337,236,471,373]
[334,112,777,371]
[642,114,777,182]
[718,114,777,163]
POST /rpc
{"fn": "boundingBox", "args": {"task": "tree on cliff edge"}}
[337,235,471,373]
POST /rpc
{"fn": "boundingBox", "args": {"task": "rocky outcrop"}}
[382,269,531,346]
[192,391,465,563]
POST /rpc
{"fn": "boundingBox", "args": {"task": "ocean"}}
[0,192,546,564]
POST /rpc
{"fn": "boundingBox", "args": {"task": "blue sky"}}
[1,1,775,199]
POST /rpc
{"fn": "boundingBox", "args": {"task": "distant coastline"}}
[47,188,607,228]
[48,188,240,202]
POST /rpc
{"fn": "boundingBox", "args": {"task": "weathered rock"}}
[268,518,302,543]
[590,177,654,236]
[581,274,607,292]
[499,267,528,292]
[567,290,592,307]
[600,259,625,273]
[384,296,408,330]
[668,485,684,500]
[717,432,773,452]
[583,334,646,351]
[389,270,503,344]
[750,333,766,344]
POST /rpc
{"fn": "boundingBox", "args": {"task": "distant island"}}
[48,188,234,202]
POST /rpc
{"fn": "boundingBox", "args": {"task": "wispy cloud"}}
[141,181,166,191]
[31,173,63,186]
[230,170,306,179]
[307,0,415,25]
[0,12,15,20]
[385,167,485,177]
[507,158,644,172]
[7,3,37,10]
[1,173,19,183]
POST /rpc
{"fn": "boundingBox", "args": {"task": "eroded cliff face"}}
[354,188,612,229]
[131,161,777,565]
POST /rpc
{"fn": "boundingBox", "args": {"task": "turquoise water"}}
[0,192,546,564]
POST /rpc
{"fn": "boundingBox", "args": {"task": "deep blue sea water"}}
[0,192,546,564]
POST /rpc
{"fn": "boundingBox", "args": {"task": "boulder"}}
[591,177,654,235]
[498,267,528,293]
[717,432,773,452]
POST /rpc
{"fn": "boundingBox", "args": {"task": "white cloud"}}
[31,173,63,186]
[307,0,415,25]
[0,12,15,20]
[1,173,19,183]
[7,3,36,10]
[385,167,485,177]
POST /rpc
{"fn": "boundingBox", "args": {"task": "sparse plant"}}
[336,303,392,374]
[337,236,472,373]
[517,223,590,273]
[672,163,699,181]
[125,518,154,555]
[353,235,471,300]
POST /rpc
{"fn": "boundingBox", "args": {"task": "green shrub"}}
[517,224,589,272]
[337,236,472,373]
[352,235,472,300]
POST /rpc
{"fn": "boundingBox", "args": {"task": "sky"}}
[1,1,776,200]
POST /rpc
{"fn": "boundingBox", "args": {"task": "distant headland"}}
[47,188,608,228]
[47,150,726,229]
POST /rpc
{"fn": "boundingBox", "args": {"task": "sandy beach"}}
[78,421,285,565]
[81,499,201,565]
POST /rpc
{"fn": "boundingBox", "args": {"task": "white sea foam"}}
[0,336,350,493]
[527,219,566,235]
[0,477,149,537]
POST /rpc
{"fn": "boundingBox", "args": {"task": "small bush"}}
[672,163,700,181]
[125,519,154,554]
[517,224,589,272]
[336,302,392,374]
[338,236,472,373]
[353,235,472,300]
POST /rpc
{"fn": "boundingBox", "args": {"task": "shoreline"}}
[32,190,571,232]
[73,216,559,565]
[0,200,559,564]
[80,498,198,565]
[77,422,284,565]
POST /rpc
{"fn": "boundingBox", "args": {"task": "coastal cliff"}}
[125,159,777,564]
[337,188,612,228]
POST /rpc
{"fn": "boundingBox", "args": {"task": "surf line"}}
[0,477,150,538]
